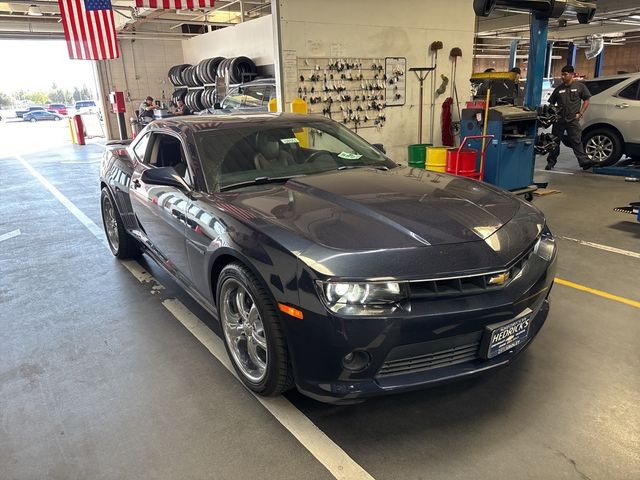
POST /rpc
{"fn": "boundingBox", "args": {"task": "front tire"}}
[30,118,36,123]
[100,187,141,259]
[217,263,294,396]
[583,128,624,167]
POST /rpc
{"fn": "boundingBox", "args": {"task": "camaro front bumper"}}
[285,249,557,404]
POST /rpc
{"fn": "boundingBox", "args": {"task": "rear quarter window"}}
[584,78,628,96]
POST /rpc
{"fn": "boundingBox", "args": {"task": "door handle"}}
[615,103,630,109]
[132,178,141,188]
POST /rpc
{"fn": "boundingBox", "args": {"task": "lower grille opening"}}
[376,333,482,378]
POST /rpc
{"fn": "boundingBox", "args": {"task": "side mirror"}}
[140,167,191,193]
[213,102,222,110]
[372,143,386,154]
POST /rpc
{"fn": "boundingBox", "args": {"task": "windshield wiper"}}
[220,176,300,192]
[337,165,389,171]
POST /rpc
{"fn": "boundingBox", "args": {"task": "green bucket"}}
[408,144,430,168]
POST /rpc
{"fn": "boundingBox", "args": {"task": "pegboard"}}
[385,57,406,107]
[296,57,387,131]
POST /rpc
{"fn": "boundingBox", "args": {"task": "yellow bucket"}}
[426,146,450,172]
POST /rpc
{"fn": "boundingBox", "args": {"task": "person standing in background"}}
[546,65,594,171]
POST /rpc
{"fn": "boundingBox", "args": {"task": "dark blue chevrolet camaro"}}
[100,113,557,403]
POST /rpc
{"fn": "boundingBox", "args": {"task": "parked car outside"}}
[73,100,99,114]
[215,78,276,113]
[99,113,556,403]
[581,73,640,166]
[15,106,46,118]
[47,103,68,116]
[23,110,63,122]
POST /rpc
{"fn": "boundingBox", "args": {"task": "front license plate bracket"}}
[480,308,532,360]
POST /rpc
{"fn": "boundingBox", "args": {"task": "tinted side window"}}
[618,80,640,100]
[584,78,627,96]
[132,133,150,162]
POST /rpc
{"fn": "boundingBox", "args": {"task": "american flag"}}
[58,0,119,60]
[135,0,215,9]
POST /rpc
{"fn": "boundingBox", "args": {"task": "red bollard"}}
[73,114,86,145]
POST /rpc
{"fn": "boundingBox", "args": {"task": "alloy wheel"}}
[585,135,614,163]
[102,196,119,251]
[220,279,268,382]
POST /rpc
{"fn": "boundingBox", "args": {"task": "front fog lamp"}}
[319,281,408,314]
[534,231,556,262]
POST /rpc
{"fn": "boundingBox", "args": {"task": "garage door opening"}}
[0,39,104,155]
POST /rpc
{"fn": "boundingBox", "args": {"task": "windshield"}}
[221,85,271,110]
[194,120,395,192]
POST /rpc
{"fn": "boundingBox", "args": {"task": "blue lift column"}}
[567,42,577,67]
[594,48,605,77]
[524,15,549,108]
[509,39,519,69]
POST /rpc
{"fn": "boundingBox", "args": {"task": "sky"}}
[0,40,97,93]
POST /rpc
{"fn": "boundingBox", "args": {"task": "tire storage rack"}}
[169,57,258,113]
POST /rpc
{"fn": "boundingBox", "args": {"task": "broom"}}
[429,41,443,144]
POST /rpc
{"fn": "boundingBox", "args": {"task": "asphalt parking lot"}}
[1,119,638,480]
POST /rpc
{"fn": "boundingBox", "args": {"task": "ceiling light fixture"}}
[27,5,43,16]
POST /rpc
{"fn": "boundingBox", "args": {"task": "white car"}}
[581,73,640,166]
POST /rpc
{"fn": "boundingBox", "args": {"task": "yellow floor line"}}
[555,278,640,309]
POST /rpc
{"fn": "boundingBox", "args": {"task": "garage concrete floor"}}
[1,122,638,480]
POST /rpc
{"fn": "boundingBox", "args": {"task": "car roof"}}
[150,112,333,132]
[583,73,640,82]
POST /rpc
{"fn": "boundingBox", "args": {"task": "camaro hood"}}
[222,167,525,250]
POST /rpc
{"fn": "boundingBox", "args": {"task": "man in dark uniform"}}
[138,96,158,124]
[546,65,595,170]
[174,98,191,116]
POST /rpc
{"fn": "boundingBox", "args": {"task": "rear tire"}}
[217,262,294,396]
[100,187,141,259]
[583,128,624,167]
[30,118,36,123]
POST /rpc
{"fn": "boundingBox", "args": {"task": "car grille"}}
[409,246,535,300]
[376,333,481,378]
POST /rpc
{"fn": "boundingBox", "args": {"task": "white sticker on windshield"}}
[338,152,362,160]
[280,138,300,144]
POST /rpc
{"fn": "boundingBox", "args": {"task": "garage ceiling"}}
[0,0,271,40]
[476,0,640,56]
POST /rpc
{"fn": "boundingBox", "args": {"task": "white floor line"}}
[535,169,575,175]
[557,235,640,260]
[0,229,21,242]
[15,155,108,249]
[18,155,375,480]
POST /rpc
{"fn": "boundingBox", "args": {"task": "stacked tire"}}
[184,90,206,112]
[197,57,225,84]
[201,88,217,109]
[216,56,258,84]
[168,64,191,87]
[167,56,258,113]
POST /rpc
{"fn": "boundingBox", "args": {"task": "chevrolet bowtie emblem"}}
[488,272,510,286]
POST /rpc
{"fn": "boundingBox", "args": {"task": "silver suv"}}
[581,73,640,166]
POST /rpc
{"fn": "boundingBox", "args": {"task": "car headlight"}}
[316,281,409,315]
[534,226,556,262]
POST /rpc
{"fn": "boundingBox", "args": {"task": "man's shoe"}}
[581,161,596,170]
[545,161,556,170]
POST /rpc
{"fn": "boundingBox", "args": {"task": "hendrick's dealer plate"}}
[481,309,532,360]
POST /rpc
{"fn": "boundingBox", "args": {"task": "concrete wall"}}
[182,15,274,66]
[276,0,477,162]
[95,25,185,139]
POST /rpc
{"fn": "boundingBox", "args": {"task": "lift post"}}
[524,15,550,109]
